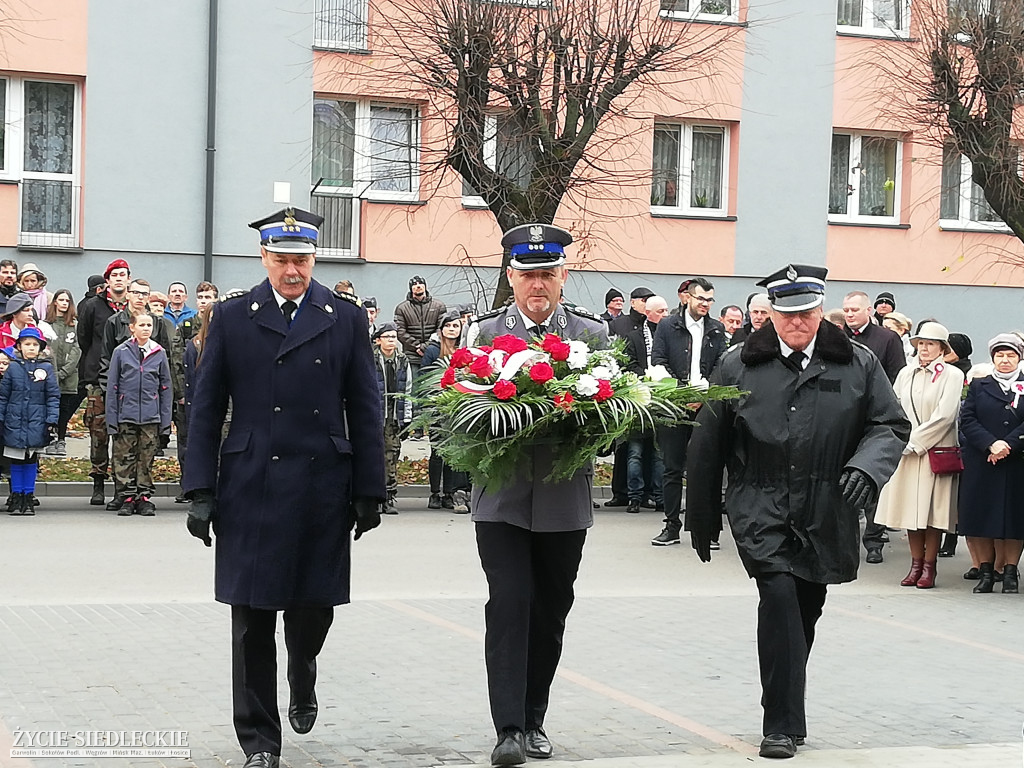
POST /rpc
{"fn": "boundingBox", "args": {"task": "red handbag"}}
[927,446,963,475]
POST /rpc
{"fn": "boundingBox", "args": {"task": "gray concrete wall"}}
[733,0,837,275]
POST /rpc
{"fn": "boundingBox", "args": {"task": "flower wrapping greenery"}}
[411,333,743,488]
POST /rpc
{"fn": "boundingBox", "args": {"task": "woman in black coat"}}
[958,333,1024,594]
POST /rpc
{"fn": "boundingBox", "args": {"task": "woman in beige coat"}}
[877,322,965,589]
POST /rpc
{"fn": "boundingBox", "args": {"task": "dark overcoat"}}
[467,302,609,532]
[183,278,385,609]
[686,321,910,584]
[958,374,1024,539]
[0,355,59,449]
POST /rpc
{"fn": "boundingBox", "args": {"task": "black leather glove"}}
[350,497,382,541]
[839,468,876,511]
[690,529,712,563]
[187,489,215,547]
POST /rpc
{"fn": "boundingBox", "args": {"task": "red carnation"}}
[594,379,614,403]
[440,367,457,389]
[492,380,517,400]
[554,391,575,412]
[451,347,475,368]
[469,355,494,379]
[492,334,529,354]
[529,362,555,384]
[540,334,571,362]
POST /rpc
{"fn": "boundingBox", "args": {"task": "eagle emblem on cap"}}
[786,265,797,281]
[529,225,544,243]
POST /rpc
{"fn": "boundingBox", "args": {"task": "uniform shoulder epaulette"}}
[333,290,362,308]
[474,307,505,322]
[565,304,602,322]
[218,290,247,303]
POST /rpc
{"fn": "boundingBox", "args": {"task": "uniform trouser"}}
[610,442,628,499]
[173,401,188,484]
[656,423,693,532]
[475,522,587,733]
[56,391,84,440]
[861,498,886,551]
[231,605,334,757]
[111,423,160,500]
[84,387,109,479]
[755,573,828,738]
[384,420,402,496]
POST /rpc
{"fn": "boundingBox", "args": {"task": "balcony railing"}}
[314,0,368,50]
[312,191,360,258]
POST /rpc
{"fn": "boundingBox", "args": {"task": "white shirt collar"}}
[778,336,816,368]
[271,287,307,309]
[684,311,703,331]
[516,305,555,332]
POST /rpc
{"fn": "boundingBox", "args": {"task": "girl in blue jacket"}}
[0,327,59,515]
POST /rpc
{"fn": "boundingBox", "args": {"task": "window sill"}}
[364,198,427,206]
[939,223,1016,235]
[658,11,747,27]
[17,244,84,254]
[0,177,19,185]
[828,220,909,230]
[313,45,371,56]
[651,210,736,221]
[836,29,914,42]
[462,199,490,210]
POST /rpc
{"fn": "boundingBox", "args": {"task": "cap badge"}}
[786,265,797,281]
[529,225,544,243]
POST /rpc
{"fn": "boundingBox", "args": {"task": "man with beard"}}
[394,275,446,379]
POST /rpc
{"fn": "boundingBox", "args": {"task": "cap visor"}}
[263,241,316,254]
[509,256,566,271]
[770,294,824,313]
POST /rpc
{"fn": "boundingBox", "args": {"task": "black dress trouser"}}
[231,605,334,757]
[656,423,692,532]
[475,522,587,733]
[755,573,827,738]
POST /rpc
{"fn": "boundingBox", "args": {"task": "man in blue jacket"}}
[183,206,386,768]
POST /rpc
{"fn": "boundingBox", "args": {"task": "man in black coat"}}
[184,207,386,768]
[842,289,906,563]
[650,277,728,545]
[687,264,909,759]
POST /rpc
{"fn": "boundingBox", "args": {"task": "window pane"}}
[940,146,962,219]
[872,0,901,28]
[829,135,851,215]
[311,192,354,250]
[858,136,896,217]
[496,114,533,190]
[313,99,355,187]
[651,125,680,207]
[369,105,414,193]
[970,181,1000,222]
[837,0,863,26]
[660,0,690,11]
[22,179,72,234]
[691,127,723,208]
[0,79,6,170]
[24,81,74,174]
[314,0,367,49]
[699,0,731,12]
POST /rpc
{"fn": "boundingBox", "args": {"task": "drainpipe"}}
[202,0,219,282]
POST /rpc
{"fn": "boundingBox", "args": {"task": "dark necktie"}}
[281,300,297,326]
[787,350,805,369]
[534,324,547,337]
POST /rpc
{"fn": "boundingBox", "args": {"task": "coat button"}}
[277,360,283,365]
[315,358,322,364]
[272,455,279,461]
[790,406,796,412]
[274,406,281,413]
[313,409,319,415]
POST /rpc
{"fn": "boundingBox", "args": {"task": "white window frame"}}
[650,121,730,218]
[313,0,368,51]
[828,131,903,226]
[939,149,1012,232]
[836,0,910,38]
[0,76,82,247]
[659,0,739,23]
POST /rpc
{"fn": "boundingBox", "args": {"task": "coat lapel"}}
[980,373,1015,404]
[248,280,289,337]
[276,280,336,359]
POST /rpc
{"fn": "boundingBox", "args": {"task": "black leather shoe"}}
[603,496,628,507]
[759,733,797,758]
[243,753,279,768]
[866,548,883,564]
[490,728,526,766]
[626,500,640,514]
[288,688,318,734]
[525,727,552,759]
[640,499,657,509]
[107,496,124,511]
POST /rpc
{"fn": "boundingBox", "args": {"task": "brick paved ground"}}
[0,498,1021,768]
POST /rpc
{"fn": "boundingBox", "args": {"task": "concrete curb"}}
[32,482,616,498]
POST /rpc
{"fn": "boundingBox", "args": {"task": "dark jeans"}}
[56,391,84,440]
[475,522,586,733]
[627,434,663,504]
[755,573,827,738]
[231,605,334,757]
[656,423,692,532]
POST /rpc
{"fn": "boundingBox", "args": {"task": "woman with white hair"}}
[882,311,914,363]
[876,322,965,589]
[957,334,1024,594]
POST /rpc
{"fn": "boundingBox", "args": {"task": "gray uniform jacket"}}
[467,302,610,532]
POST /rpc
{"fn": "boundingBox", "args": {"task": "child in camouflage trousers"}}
[372,323,412,513]
[106,313,172,516]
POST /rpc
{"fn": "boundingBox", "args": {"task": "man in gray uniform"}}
[467,224,609,767]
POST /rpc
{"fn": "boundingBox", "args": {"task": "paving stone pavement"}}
[0,498,1021,768]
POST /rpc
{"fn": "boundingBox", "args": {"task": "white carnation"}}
[567,340,589,370]
[591,365,614,381]
[591,352,620,377]
[575,373,600,396]
[645,364,672,381]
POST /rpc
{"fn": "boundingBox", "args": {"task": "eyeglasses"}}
[692,296,715,305]
[129,290,150,297]
[377,334,398,341]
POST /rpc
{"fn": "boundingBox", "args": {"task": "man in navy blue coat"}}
[184,206,386,768]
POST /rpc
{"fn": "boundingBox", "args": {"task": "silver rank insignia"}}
[505,315,517,329]
[557,314,567,328]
